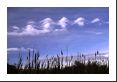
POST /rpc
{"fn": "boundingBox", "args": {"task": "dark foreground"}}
[7,61,109,74]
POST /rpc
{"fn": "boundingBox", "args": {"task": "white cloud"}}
[8,23,50,36]
[8,17,106,36]
[40,18,55,31]
[7,48,19,52]
[12,25,20,30]
[8,25,39,36]
[7,47,33,52]
[10,17,106,37]
[74,17,85,26]
[91,18,100,23]
[58,17,69,29]
[21,24,46,36]
[8,18,68,36]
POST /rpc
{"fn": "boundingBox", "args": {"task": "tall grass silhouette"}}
[7,49,109,74]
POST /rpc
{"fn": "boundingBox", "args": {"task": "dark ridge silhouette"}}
[7,49,109,74]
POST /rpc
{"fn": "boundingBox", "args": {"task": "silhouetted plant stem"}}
[17,48,22,70]
[61,50,63,69]
[28,49,31,70]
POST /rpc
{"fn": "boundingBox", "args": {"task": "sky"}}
[7,7,109,64]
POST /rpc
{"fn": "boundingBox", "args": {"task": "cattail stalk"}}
[28,49,31,70]
[61,50,63,69]
[17,48,22,70]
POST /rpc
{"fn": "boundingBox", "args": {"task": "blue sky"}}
[7,7,109,64]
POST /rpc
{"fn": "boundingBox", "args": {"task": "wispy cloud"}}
[7,47,33,52]
[91,18,100,23]
[8,18,54,36]
[12,25,20,30]
[73,17,85,26]
[27,20,36,25]
[84,31,103,35]
[8,17,108,36]
[8,17,68,36]
[7,48,20,52]
[95,32,103,35]
[8,24,45,36]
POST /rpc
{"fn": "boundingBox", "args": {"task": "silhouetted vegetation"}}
[7,49,109,74]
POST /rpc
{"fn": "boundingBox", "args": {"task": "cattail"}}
[41,60,44,69]
[70,56,73,66]
[53,57,57,68]
[82,54,84,63]
[68,56,70,67]
[17,48,22,70]
[28,49,31,70]
[61,50,63,55]
[37,51,40,60]
[84,55,85,65]
[95,52,97,61]
[34,53,36,70]
[65,56,68,67]
[51,56,54,68]
[97,50,99,55]
[57,54,60,70]
[46,55,49,70]
[31,48,35,69]
[36,51,40,70]
[37,60,40,70]
[25,54,29,70]
[61,51,63,69]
